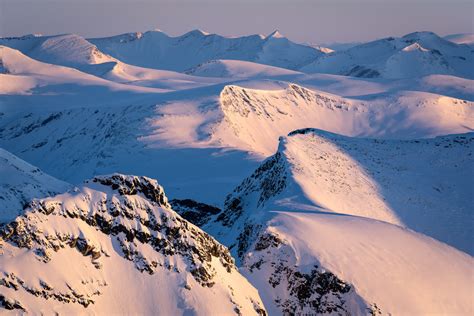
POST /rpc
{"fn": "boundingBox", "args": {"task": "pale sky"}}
[1,0,473,44]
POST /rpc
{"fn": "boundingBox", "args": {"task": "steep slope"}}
[185,59,300,78]
[237,212,473,316]
[0,174,266,315]
[208,84,474,154]
[89,29,323,71]
[302,31,474,79]
[0,148,70,223]
[205,131,474,315]
[208,129,473,254]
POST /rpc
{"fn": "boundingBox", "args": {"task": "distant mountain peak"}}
[266,30,285,39]
[185,29,210,37]
[402,31,439,41]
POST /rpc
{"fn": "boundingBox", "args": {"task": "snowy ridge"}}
[1,27,473,315]
[0,45,164,99]
[184,59,300,78]
[211,83,473,154]
[0,174,266,314]
[0,35,220,91]
[0,34,115,67]
[205,131,474,315]
[208,130,474,254]
[0,148,70,223]
[89,29,324,71]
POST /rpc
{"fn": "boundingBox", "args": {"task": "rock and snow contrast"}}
[0,173,266,314]
[1,28,473,315]
[206,130,473,315]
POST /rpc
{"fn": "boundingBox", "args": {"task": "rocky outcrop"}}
[244,231,370,315]
[0,174,266,315]
[169,199,221,227]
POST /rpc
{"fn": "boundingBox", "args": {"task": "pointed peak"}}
[266,30,285,39]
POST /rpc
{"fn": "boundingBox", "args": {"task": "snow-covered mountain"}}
[445,33,474,46]
[0,148,70,223]
[1,27,474,315]
[155,83,473,155]
[1,78,472,204]
[205,129,474,315]
[0,173,266,314]
[184,59,301,78]
[302,31,474,79]
[0,35,221,91]
[89,29,324,71]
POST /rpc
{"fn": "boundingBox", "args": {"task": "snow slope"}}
[302,31,474,79]
[205,130,474,314]
[239,212,474,315]
[89,29,323,71]
[193,83,472,155]
[0,34,221,91]
[0,174,266,315]
[1,78,472,205]
[184,59,301,78]
[0,45,165,111]
[207,129,474,254]
[0,148,70,223]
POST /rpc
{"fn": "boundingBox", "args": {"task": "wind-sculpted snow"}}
[0,173,266,315]
[206,131,474,315]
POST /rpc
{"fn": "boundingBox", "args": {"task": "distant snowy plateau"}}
[0,29,473,315]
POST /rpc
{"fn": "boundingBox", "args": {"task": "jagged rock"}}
[0,174,266,315]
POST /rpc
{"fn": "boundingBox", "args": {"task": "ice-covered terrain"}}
[1,28,473,315]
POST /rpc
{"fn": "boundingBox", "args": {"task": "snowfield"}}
[0,28,473,315]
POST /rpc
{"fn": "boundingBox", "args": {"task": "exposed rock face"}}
[244,232,368,316]
[216,152,287,231]
[169,199,221,227]
[0,174,266,315]
[90,174,170,207]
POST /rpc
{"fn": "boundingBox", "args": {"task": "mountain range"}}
[1,28,473,315]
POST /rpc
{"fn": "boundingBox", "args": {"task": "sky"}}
[0,0,473,44]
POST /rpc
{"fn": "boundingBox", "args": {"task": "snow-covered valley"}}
[0,28,473,315]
